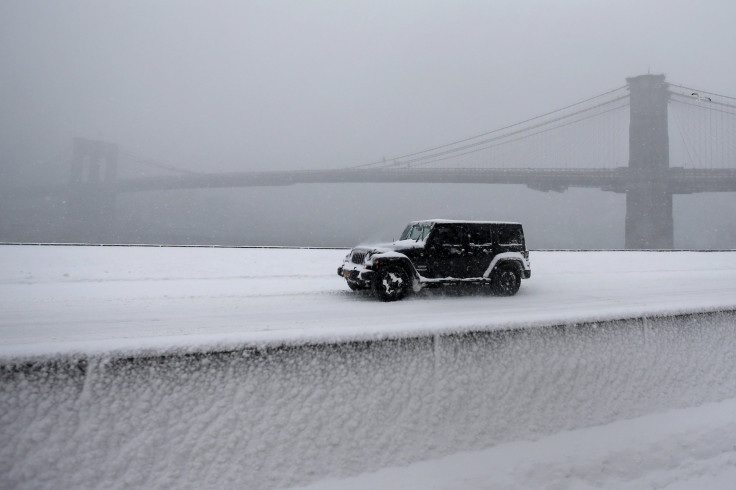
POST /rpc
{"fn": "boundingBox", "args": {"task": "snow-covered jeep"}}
[337,220,531,301]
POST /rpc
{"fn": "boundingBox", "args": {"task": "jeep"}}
[337,220,531,301]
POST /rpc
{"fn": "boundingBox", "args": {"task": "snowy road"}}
[1,245,736,357]
[3,245,736,489]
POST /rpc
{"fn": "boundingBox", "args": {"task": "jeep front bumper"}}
[338,265,375,285]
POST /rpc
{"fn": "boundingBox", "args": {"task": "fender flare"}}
[370,254,421,283]
[483,252,527,278]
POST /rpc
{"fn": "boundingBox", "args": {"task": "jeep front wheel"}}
[372,265,410,302]
[491,264,521,296]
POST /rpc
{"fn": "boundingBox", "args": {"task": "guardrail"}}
[2,310,736,489]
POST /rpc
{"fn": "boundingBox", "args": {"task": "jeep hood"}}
[358,239,426,254]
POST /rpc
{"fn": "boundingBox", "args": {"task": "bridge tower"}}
[70,137,118,184]
[66,137,119,241]
[625,74,672,249]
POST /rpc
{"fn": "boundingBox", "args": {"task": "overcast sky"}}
[2,0,736,175]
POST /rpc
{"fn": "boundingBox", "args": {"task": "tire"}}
[372,264,410,302]
[346,280,363,291]
[490,263,521,296]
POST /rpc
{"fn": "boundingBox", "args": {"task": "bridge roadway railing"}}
[5,167,736,197]
[667,167,736,193]
[109,166,736,193]
[2,309,736,489]
[112,167,629,192]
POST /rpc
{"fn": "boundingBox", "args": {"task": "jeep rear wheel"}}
[372,265,410,302]
[491,264,521,296]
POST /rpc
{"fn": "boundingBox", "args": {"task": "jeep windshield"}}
[400,223,431,241]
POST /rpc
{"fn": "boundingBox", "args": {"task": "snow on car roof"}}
[409,219,522,225]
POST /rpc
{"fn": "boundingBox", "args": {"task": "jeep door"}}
[465,224,494,277]
[426,224,468,278]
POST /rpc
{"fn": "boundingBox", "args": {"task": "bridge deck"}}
[63,167,736,194]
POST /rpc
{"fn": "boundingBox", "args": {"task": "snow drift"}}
[2,310,736,489]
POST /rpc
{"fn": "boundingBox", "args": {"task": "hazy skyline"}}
[3,1,736,174]
[2,1,736,248]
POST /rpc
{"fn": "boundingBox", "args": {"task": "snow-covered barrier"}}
[2,310,736,489]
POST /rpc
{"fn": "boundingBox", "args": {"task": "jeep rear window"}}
[496,224,524,245]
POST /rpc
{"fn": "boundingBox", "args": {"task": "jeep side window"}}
[496,224,523,246]
[433,225,463,246]
[466,224,492,247]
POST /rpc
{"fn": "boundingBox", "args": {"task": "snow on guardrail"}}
[2,310,736,489]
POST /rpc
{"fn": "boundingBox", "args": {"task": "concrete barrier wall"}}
[2,311,736,489]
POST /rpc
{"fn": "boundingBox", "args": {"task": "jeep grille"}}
[351,251,366,264]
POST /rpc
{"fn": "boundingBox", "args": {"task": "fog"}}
[2,1,736,248]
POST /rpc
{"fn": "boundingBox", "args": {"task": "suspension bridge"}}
[7,74,736,248]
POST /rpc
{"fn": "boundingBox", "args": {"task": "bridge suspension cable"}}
[669,93,736,114]
[118,150,200,175]
[668,84,736,170]
[669,83,736,102]
[396,96,630,168]
[353,85,630,170]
